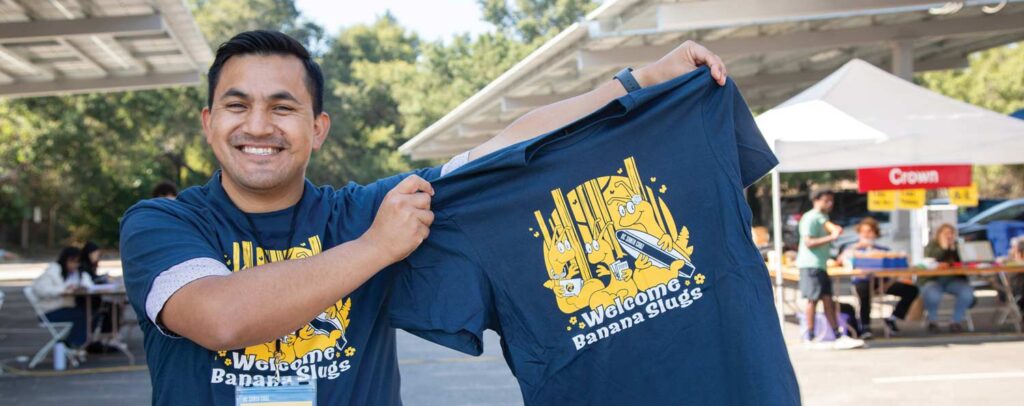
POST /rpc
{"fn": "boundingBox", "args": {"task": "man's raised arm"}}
[466,41,728,161]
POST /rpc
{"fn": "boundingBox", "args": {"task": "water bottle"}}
[53,342,67,371]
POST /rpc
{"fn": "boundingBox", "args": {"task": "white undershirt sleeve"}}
[145,257,231,337]
[440,151,471,177]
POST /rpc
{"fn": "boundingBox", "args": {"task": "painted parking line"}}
[873,371,1024,384]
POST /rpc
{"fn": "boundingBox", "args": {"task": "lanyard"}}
[241,191,303,363]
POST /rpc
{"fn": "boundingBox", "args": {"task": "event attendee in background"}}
[30,247,91,351]
[1009,236,1024,316]
[797,189,863,349]
[78,241,105,283]
[150,180,178,199]
[839,217,918,339]
[78,241,121,341]
[921,223,975,333]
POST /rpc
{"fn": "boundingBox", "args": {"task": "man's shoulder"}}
[121,188,219,235]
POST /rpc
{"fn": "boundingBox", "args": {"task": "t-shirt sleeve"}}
[702,78,779,188]
[119,201,223,336]
[388,212,494,356]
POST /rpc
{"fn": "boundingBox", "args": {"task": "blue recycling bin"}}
[986,220,1024,257]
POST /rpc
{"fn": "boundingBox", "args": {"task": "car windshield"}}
[977,203,1024,225]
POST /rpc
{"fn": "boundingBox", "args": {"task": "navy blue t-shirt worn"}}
[120,167,438,406]
[389,66,800,405]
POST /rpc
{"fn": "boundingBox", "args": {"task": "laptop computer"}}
[958,240,995,264]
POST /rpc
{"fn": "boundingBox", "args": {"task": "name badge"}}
[236,379,316,406]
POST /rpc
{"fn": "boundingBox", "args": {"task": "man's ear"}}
[312,112,331,150]
[201,107,213,145]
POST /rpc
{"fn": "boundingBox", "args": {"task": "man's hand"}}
[635,40,728,87]
[361,175,435,263]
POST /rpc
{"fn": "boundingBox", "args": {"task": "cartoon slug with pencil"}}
[534,157,696,314]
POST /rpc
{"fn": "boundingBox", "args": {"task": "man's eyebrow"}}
[220,88,249,100]
[268,91,301,104]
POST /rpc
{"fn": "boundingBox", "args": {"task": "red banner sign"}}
[857,165,972,192]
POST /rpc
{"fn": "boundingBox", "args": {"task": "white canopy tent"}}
[755,58,1024,321]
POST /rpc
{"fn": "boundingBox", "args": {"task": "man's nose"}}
[242,107,274,137]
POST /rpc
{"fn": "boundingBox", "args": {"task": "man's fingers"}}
[415,209,435,227]
[392,175,434,196]
[407,192,431,210]
[686,42,727,86]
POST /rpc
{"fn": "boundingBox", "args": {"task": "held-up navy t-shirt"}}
[389,67,800,405]
[120,167,438,405]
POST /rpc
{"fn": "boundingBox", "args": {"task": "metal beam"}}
[0,44,53,79]
[501,92,583,112]
[0,70,200,98]
[890,40,915,80]
[0,14,165,43]
[457,121,514,137]
[55,38,105,75]
[578,12,1024,69]
[737,53,966,92]
[409,136,492,160]
[653,0,1019,33]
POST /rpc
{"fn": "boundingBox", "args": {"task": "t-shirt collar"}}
[207,169,314,217]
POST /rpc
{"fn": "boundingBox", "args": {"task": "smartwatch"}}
[614,67,642,93]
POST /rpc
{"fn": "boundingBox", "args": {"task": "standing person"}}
[920,223,975,333]
[839,217,919,338]
[796,189,863,349]
[30,247,92,352]
[119,30,729,405]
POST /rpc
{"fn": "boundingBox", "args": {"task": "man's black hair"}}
[151,180,178,198]
[56,246,81,279]
[811,189,835,201]
[207,30,324,115]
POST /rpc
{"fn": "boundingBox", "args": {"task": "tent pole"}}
[771,169,784,326]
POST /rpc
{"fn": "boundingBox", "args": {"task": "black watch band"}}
[614,67,641,93]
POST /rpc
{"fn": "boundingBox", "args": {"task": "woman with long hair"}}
[78,241,102,281]
[920,223,975,333]
[30,246,92,348]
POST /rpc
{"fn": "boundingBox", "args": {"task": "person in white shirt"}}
[30,246,93,346]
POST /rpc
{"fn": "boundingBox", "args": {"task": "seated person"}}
[78,241,118,337]
[839,218,918,339]
[920,223,975,333]
[1010,236,1024,314]
[30,247,93,349]
[78,241,106,283]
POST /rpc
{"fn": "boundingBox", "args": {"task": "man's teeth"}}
[241,146,278,156]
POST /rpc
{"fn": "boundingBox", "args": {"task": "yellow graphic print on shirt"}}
[534,157,696,314]
[209,235,356,387]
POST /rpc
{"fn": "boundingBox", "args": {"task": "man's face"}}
[202,54,330,194]
[815,195,835,213]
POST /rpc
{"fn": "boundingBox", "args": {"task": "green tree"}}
[479,0,597,43]
[918,42,1024,197]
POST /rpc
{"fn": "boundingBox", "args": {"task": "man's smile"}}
[237,145,284,156]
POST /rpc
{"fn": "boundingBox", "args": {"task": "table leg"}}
[85,296,93,344]
[996,272,1023,334]
[112,299,120,338]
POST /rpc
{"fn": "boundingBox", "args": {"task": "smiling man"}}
[119,30,727,405]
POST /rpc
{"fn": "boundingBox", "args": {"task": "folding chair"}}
[22,286,79,369]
